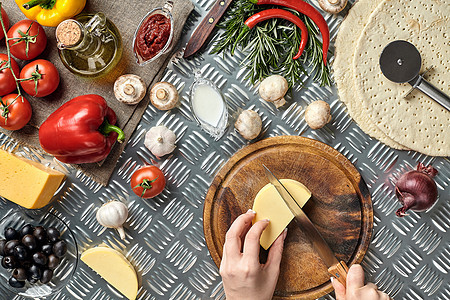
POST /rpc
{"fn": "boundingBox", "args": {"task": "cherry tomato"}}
[0,94,32,131]
[131,166,166,198]
[7,20,47,61]
[20,59,60,97]
[0,53,20,96]
[0,7,10,40]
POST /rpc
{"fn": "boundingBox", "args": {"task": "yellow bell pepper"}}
[15,0,86,27]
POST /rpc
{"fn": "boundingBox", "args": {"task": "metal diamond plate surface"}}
[0,0,449,299]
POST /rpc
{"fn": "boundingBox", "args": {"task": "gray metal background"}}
[0,0,449,299]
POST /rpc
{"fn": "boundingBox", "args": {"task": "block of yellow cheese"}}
[0,149,65,209]
[252,179,311,250]
[81,247,138,300]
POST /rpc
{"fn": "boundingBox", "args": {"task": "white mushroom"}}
[114,74,147,105]
[150,82,179,110]
[259,75,289,108]
[144,125,176,157]
[317,0,348,14]
[304,100,332,129]
[235,110,262,140]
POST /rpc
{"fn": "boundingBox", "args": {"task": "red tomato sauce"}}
[135,14,171,60]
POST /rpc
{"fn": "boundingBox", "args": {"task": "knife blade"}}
[262,164,349,286]
[183,0,234,58]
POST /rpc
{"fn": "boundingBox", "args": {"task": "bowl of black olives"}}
[0,211,78,298]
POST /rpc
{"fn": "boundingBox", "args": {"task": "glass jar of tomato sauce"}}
[133,1,174,66]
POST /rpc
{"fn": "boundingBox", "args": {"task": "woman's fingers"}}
[242,219,270,261]
[331,277,346,300]
[265,228,287,272]
[366,282,378,290]
[346,264,365,290]
[224,210,255,257]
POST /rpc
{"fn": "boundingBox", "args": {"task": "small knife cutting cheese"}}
[0,149,65,209]
[253,179,311,250]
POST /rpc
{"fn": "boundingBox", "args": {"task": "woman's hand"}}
[220,210,287,300]
[332,264,391,300]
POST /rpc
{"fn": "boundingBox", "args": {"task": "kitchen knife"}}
[183,0,233,58]
[262,164,349,286]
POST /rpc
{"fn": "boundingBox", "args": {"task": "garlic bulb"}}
[96,201,129,240]
[144,125,176,157]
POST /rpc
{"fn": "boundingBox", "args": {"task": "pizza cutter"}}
[379,40,450,111]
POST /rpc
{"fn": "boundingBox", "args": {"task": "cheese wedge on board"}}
[0,149,65,209]
[81,247,138,300]
[253,179,311,250]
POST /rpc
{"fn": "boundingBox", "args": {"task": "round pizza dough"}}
[333,0,408,150]
[353,0,449,156]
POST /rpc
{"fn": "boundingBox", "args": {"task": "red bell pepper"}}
[39,94,125,164]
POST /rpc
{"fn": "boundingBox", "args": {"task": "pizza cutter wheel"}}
[379,40,450,111]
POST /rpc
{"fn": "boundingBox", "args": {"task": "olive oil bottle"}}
[55,13,122,78]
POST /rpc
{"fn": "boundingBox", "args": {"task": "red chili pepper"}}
[39,94,125,164]
[245,9,308,60]
[251,0,330,65]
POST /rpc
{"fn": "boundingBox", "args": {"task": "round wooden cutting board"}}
[203,136,373,299]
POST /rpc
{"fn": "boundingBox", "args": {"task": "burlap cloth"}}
[0,0,194,185]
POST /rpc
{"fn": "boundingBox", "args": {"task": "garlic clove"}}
[144,125,177,157]
[96,201,129,240]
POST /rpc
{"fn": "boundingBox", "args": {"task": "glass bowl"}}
[133,0,174,66]
[0,210,78,298]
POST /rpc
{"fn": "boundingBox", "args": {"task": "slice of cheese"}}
[0,149,65,209]
[253,179,311,250]
[81,247,138,300]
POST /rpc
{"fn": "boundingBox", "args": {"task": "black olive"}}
[13,245,28,260]
[2,256,17,269]
[33,226,47,244]
[20,224,34,238]
[12,268,27,281]
[21,260,32,270]
[41,244,53,256]
[52,240,67,257]
[28,264,42,281]
[4,228,19,241]
[46,227,60,243]
[40,269,53,284]
[47,254,60,269]
[0,239,6,256]
[8,276,25,288]
[4,240,20,256]
[22,234,37,251]
[32,252,47,266]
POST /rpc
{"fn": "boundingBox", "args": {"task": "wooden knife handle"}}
[184,0,233,58]
[328,261,349,286]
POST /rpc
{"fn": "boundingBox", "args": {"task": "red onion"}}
[395,163,438,217]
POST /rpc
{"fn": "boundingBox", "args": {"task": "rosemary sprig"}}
[212,1,331,88]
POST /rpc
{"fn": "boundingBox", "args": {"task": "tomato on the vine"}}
[7,20,47,61]
[0,94,32,131]
[0,7,9,40]
[0,54,20,96]
[20,59,60,97]
[131,166,166,198]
